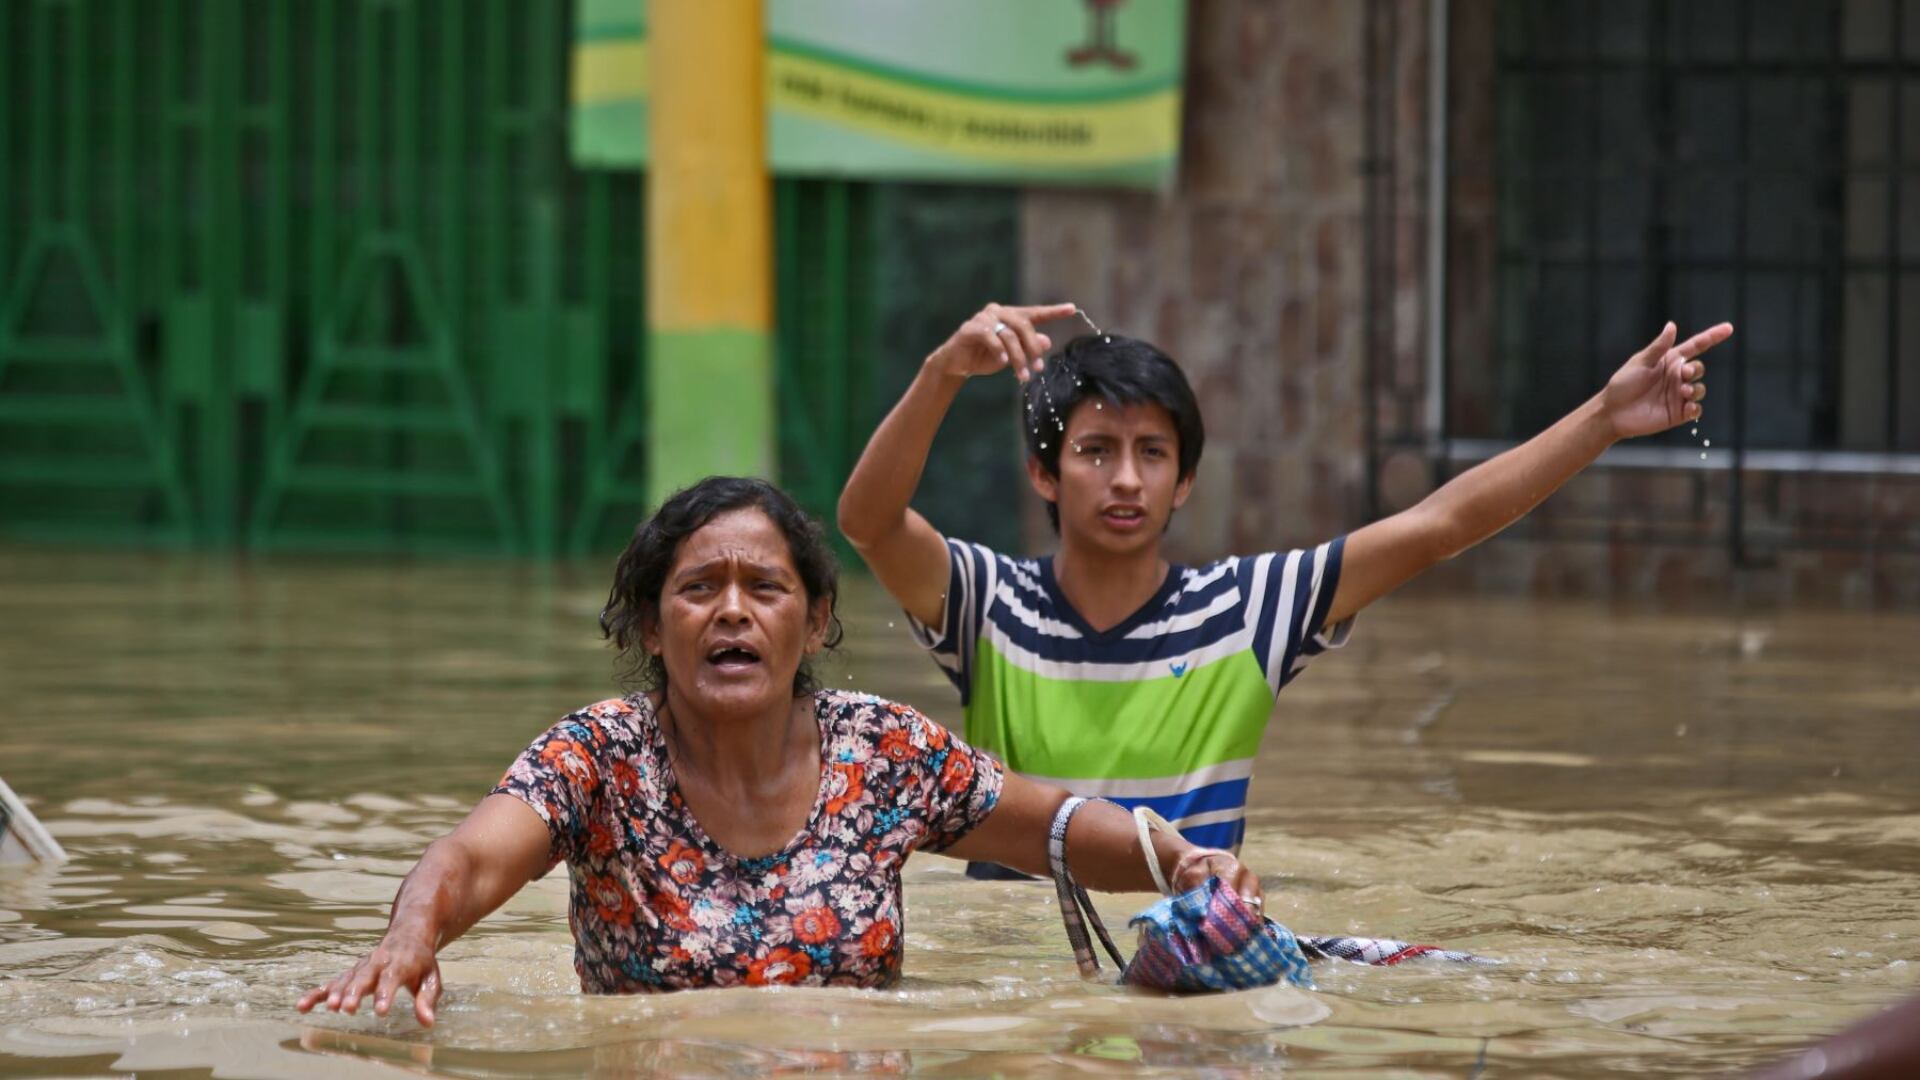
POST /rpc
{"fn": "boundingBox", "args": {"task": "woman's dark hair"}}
[599,476,844,696]
[1021,334,1206,532]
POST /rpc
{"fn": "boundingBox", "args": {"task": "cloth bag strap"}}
[1048,796,1128,978]
[1131,805,1183,896]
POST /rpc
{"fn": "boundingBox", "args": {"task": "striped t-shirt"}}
[910,538,1352,852]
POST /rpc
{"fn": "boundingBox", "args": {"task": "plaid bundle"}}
[1046,797,1496,994]
[1122,878,1316,992]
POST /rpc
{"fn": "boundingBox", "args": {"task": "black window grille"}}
[1480,0,1920,455]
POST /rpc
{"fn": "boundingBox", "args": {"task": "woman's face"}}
[642,507,831,718]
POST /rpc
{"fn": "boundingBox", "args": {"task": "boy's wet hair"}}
[1021,334,1205,533]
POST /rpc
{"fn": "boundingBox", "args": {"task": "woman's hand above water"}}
[1168,846,1263,910]
[298,927,444,1026]
[294,794,552,1028]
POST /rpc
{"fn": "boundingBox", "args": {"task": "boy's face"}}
[1028,399,1193,557]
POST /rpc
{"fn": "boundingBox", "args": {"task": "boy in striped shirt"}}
[839,303,1730,875]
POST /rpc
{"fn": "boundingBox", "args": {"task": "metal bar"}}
[0,2,10,301]
[396,0,418,238]
[68,0,88,229]
[264,1,287,305]
[1887,0,1903,449]
[1497,56,1914,76]
[112,0,134,331]
[1384,0,1404,489]
[1361,0,1383,519]
[1819,0,1845,455]
[204,0,242,544]
[312,0,336,336]
[29,1,51,219]
[356,0,378,244]
[391,0,421,536]
[1517,161,1909,181]
[528,0,561,556]
[1440,438,1920,475]
[1649,0,1672,384]
[1425,0,1450,455]
[441,0,466,366]
[484,0,505,309]
[1583,0,1601,399]
[1496,251,1920,273]
[1729,2,1751,567]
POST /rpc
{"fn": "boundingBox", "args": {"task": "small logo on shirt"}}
[1169,661,1188,677]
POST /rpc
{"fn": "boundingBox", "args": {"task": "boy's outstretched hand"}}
[1602,321,1735,440]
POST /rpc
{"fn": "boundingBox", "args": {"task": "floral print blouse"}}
[493,690,1004,992]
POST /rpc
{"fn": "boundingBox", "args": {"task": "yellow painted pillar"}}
[646,0,774,499]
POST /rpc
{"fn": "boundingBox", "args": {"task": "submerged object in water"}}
[0,776,66,866]
[1297,933,1496,967]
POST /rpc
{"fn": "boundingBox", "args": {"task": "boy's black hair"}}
[1021,334,1205,533]
[600,476,844,696]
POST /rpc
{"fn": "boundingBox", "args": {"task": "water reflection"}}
[1,546,1917,1076]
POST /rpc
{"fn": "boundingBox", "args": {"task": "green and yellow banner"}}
[573,0,1187,189]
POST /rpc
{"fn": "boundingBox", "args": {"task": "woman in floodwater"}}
[299,476,1262,1025]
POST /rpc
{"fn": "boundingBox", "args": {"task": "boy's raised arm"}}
[1322,320,1734,630]
[837,302,1075,630]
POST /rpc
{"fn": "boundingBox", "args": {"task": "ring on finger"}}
[992,321,1011,335]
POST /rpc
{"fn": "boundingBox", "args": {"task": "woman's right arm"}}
[296,793,553,1027]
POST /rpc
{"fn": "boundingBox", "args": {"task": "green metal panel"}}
[3,1,1018,557]
[0,0,194,543]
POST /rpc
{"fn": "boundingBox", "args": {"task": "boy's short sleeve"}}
[491,715,606,873]
[1241,537,1355,697]
[905,539,1000,705]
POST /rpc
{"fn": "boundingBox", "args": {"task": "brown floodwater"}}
[0,544,1916,1078]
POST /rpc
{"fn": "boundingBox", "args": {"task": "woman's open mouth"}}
[705,644,763,674]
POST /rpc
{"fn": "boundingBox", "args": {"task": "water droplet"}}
[888,621,895,629]
[1040,442,1049,449]
[1700,452,1708,460]
[1094,459,1103,468]
[1703,439,1711,447]
[1691,427,1698,437]
[1094,402,1103,410]
[1102,335,1111,343]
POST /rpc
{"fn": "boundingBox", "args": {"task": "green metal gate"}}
[1,0,1018,556]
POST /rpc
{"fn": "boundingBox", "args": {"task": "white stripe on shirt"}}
[1021,758,1256,796]
[983,618,1255,683]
